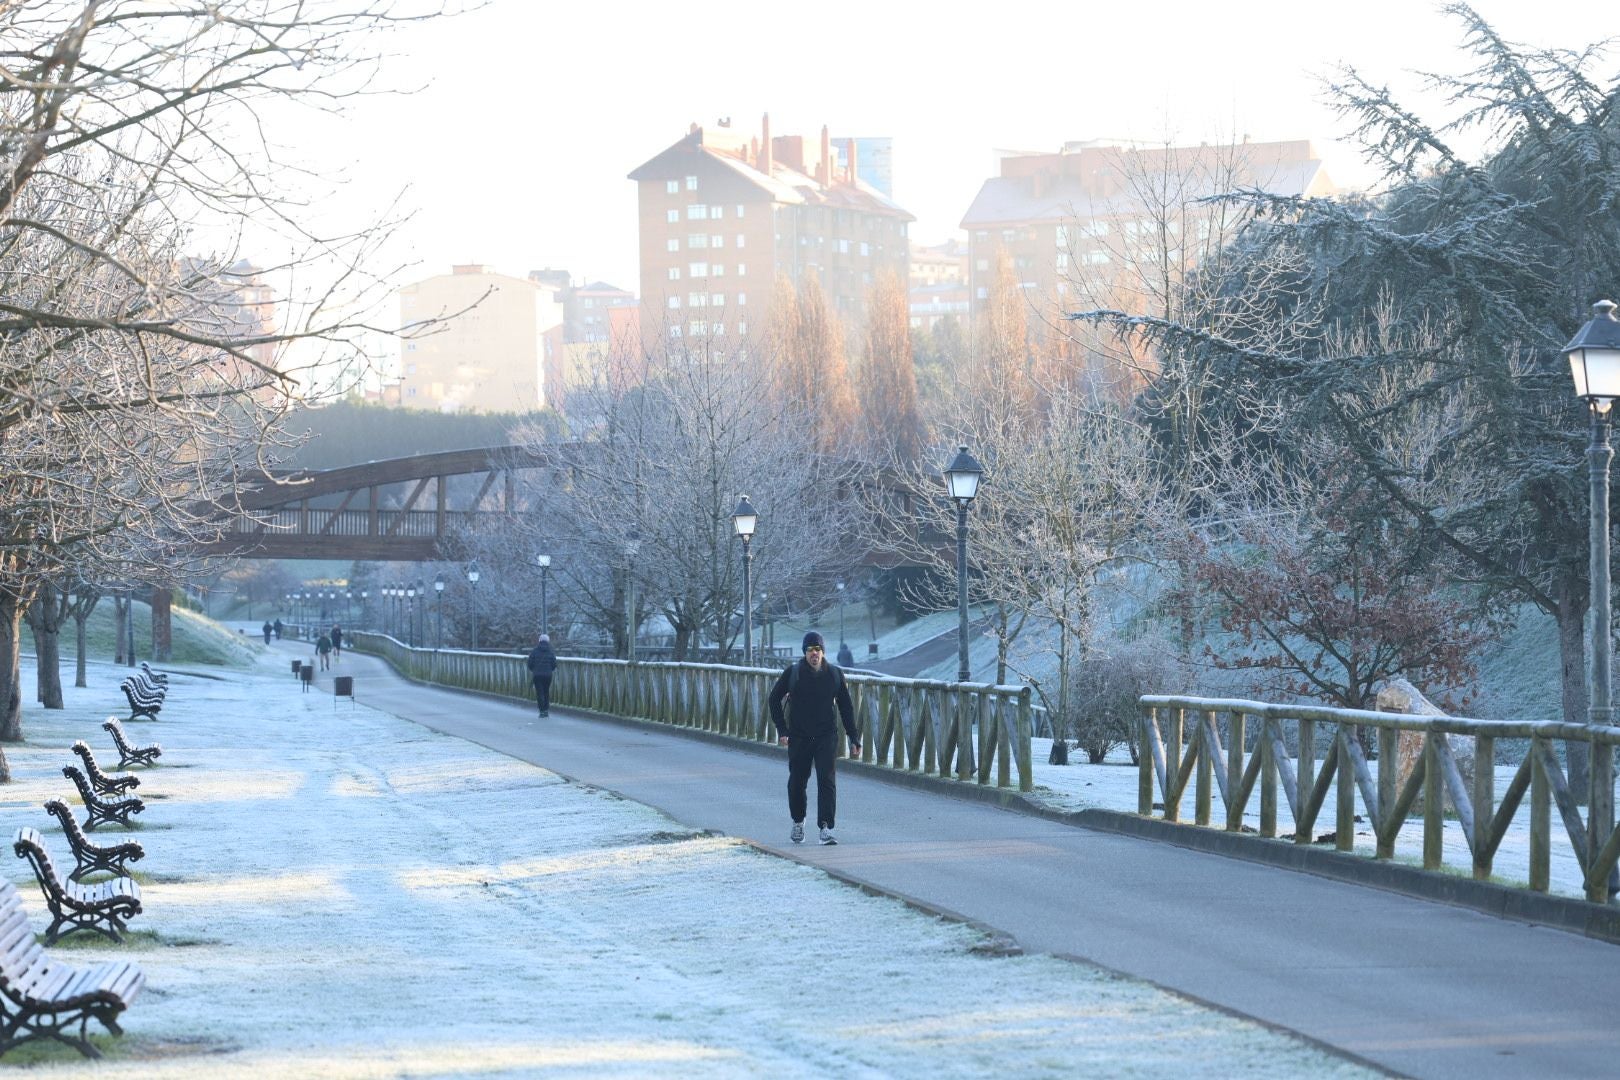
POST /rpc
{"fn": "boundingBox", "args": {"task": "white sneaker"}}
[790,823,804,844]
[819,827,837,845]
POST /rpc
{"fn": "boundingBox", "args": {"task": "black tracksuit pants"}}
[532,675,552,713]
[787,732,839,828]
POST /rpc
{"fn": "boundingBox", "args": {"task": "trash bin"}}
[291,659,303,676]
[299,664,313,692]
[333,675,354,707]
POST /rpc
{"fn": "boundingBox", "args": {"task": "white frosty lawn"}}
[1026,739,1618,900]
[0,650,1374,1077]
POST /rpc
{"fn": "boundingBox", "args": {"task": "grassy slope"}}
[58,600,262,670]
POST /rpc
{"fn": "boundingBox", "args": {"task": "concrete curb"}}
[359,654,1620,947]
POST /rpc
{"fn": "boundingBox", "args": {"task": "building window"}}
[736,234,745,248]
[737,264,746,277]
[710,234,723,248]
[685,175,698,190]
[737,321,747,334]
[666,180,679,194]
[976,286,988,299]
[688,292,706,307]
[737,292,746,305]
[689,262,708,277]
[860,242,869,256]
[736,204,745,217]
[975,258,988,271]
[711,264,725,277]
[670,325,682,338]
[667,209,679,223]
[711,293,724,307]
[688,234,709,249]
[668,267,681,280]
[687,204,708,220]
[667,238,679,252]
[668,297,680,309]
[689,321,705,335]
[1056,252,1069,269]
[837,239,848,254]
[976,230,988,241]
[711,205,723,220]
[1001,229,1015,242]
[1087,251,1109,265]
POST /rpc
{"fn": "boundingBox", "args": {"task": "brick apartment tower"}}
[628,114,914,355]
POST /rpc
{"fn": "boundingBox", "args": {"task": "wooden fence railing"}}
[351,631,1035,792]
[1139,695,1620,904]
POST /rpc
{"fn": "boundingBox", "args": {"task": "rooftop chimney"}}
[846,137,859,185]
[761,113,773,174]
[818,125,831,186]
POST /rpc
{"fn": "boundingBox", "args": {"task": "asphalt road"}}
[306,644,1620,1079]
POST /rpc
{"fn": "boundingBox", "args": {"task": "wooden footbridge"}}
[193,445,554,561]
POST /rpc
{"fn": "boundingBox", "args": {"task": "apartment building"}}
[628,115,913,352]
[394,265,563,413]
[959,138,1336,333]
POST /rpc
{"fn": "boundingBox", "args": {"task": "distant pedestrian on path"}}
[262,621,273,644]
[769,631,859,845]
[316,631,333,671]
[837,641,854,667]
[330,624,343,660]
[526,633,557,718]
[273,618,283,640]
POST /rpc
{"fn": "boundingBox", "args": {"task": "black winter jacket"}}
[769,659,857,741]
[527,642,557,678]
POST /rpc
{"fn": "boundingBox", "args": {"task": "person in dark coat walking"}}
[330,624,343,659]
[262,621,273,644]
[526,633,557,718]
[272,618,283,640]
[769,631,859,845]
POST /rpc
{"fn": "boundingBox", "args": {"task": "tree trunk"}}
[28,586,63,709]
[150,586,172,662]
[115,595,128,665]
[1557,577,1592,802]
[74,612,87,688]
[0,594,24,744]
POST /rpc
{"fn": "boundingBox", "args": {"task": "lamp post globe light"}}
[467,562,481,650]
[944,444,984,684]
[732,496,758,665]
[360,590,368,629]
[1564,299,1620,901]
[434,575,445,649]
[536,554,551,640]
[623,531,641,662]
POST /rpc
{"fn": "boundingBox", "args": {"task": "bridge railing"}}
[1138,694,1620,904]
[351,631,1034,792]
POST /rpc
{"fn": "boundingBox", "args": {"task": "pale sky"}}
[290,0,1609,315]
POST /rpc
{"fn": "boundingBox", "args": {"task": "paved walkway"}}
[309,644,1620,1080]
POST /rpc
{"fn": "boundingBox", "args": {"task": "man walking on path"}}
[330,625,343,660]
[316,630,333,671]
[769,631,859,845]
[526,633,557,718]
[262,621,273,644]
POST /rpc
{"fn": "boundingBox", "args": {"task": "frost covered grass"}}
[0,652,1374,1077]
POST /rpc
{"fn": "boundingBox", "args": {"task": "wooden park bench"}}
[100,720,159,769]
[69,743,139,797]
[41,801,143,883]
[138,662,168,688]
[0,878,142,1058]
[127,670,165,702]
[12,828,141,946]
[118,679,160,722]
[61,767,143,830]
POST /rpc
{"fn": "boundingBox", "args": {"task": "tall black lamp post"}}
[732,496,758,665]
[360,590,368,629]
[405,583,418,647]
[434,575,445,649]
[944,444,984,684]
[1565,299,1620,901]
[536,554,551,639]
[836,581,846,653]
[467,562,481,649]
[623,531,641,662]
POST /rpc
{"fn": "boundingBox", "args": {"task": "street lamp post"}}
[346,590,353,621]
[1564,299,1620,901]
[836,581,846,654]
[434,576,445,649]
[405,583,417,648]
[536,554,551,639]
[759,592,769,655]
[467,562,481,650]
[623,531,641,662]
[944,445,985,684]
[413,580,424,648]
[732,497,757,665]
[360,590,368,629]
